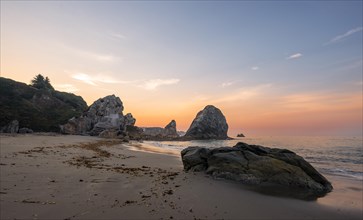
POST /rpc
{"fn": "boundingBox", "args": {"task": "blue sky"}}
[1,1,362,135]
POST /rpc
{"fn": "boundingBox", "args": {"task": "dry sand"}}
[0,134,362,220]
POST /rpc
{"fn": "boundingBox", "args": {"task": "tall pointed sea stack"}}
[185,105,228,140]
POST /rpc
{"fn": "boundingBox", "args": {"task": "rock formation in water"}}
[141,120,179,139]
[164,120,178,137]
[184,105,228,140]
[60,95,136,137]
[237,133,245,137]
[181,142,333,199]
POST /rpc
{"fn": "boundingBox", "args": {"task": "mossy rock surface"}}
[181,142,333,200]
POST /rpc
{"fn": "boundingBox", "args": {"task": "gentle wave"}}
[316,167,363,181]
[143,136,363,181]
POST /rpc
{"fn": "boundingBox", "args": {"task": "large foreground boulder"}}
[181,142,333,199]
[184,105,228,140]
[60,95,135,136]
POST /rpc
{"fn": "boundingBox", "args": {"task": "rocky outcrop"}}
[0,120,19,133]
[0,77,87,132]
[177,131,186,137]
[60,116,91,135]
[141,120,179,139]
[164,120,178,137]
[18,127,33,134]
[184,105,228,140]
[181,142,333,199]
[123,113,136,129]
[60,95,135,137]
[237,133,245,137]
[98,129,119,139]
[0,122,34,134]
[142,127,165,136]
[126,125,144,140]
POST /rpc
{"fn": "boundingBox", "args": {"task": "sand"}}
[0,134,362,220]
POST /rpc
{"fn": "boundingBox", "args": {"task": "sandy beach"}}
[0,134,362,220]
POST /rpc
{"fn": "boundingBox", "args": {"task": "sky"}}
[1,1,362,136]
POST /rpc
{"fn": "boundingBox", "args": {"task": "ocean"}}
[141,136,363,181]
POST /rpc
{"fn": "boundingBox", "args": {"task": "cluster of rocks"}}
[125,120,179,141]
[141,120,178,139]
[59,94,230,141]
[0,120,33,134]
[1,92,230,141]
[60,95,136,139]
[1,92,244,142]
[181,142,333,199]
[134,105,229,141]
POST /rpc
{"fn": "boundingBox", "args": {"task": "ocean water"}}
[142,136,363,181]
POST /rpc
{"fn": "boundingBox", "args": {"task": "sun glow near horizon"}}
[1,1,362,136]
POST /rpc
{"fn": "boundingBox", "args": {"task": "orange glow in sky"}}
[1,1,362,136]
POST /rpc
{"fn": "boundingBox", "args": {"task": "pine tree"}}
[44,77,54,90]
[30,74,54,90]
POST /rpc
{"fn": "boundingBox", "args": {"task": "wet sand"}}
[0,134,362,219]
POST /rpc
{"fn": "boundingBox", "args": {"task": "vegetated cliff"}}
[0,77,87,132]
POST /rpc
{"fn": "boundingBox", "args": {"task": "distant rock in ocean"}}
[181,142,333,199]
[184,105,228,140]
[60,95,136,137]
[237,133,245,137]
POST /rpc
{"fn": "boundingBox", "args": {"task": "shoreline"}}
[1,134,362,219]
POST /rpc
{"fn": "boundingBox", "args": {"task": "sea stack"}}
[60,95,136,136]
[163,120,178,137]
[185,105,228,140]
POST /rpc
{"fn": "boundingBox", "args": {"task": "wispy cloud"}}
[139,79,180,90]
[109,32,126,40]
[94,54,120,62]
[69,72,134,86]
[221,82,234,88]
[278,91,361,111]
[286,53,303,60]
[220,80,242,88]
[54,84,79,93]
[69,71,180,91]
[72,73,98,85]
[325,27,363,45]
[214,84,272,103]
[179,84,273,109]
[64,45,122,62]
[251,66,259,71]
[353,81,363,86]
[80,51,121,62]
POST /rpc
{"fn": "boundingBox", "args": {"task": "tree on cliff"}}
[30,74,54,90]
